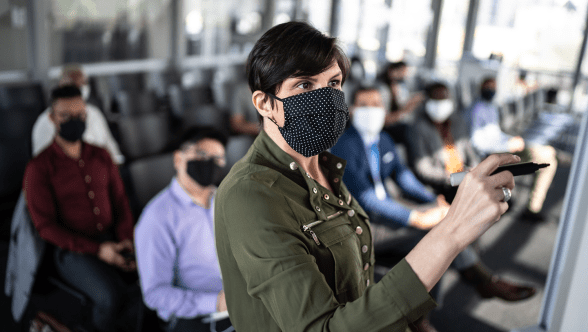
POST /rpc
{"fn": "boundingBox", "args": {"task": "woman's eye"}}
[296,82,310,90]
[329,80,341,87]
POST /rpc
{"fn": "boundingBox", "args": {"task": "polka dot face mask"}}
[269,87,349,157]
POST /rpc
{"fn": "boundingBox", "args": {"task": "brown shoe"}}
[476,276,536,302]
[408,317,439,332]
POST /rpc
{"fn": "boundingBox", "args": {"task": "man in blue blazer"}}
[331,87,536,331]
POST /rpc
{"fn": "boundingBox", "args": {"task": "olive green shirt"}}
[215,130,436,331]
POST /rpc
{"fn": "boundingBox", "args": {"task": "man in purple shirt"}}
[134,127,233,332]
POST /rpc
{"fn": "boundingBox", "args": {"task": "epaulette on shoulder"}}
[249,168,281,188]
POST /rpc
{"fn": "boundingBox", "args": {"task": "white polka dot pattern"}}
[274,87,349,157]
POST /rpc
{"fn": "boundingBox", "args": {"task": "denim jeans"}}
[53,247,143,332]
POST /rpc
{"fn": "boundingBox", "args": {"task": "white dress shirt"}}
[31,104,124,164]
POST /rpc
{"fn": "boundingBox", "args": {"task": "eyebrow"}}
[293,71,343,82]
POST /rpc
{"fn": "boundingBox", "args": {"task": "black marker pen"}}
[450,162,550,187]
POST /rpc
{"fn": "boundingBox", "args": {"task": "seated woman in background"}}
[412,82,480,202]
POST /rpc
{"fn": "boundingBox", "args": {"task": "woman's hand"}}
[405,153,519,292]
[441,153,519,251]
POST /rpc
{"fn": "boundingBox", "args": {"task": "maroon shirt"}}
[23,141,134,255]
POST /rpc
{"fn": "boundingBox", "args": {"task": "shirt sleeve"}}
[23,160,100,254]
[90,107,125,164]
[135,206,217,321]
[411,123,449,187]
[31,111,55,157]
[219,180,435,331]
[104,152,134,242]
[470,103,512,154]
[357,189,412,226]
[394,160,437,204]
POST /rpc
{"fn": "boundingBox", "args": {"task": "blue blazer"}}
[331,126,435,226]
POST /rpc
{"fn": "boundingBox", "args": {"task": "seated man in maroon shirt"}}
[23,85,141,332]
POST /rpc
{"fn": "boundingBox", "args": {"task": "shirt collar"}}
[252,130,348,195]
[170,177,215,209]
[353,126,380,147]
[49,140,91,160]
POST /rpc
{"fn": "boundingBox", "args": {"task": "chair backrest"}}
[182,104,228,133]
[0,83,45,113]
[128,153,175,212]
[114,90,159,116]
[116,113,169,160]
[225,135,254,169]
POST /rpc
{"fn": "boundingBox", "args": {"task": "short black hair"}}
[388,61,407,71]
[384,61,408,85]
[51,85,82,105]
[246,21,350,123]
[352,85,380,105]
[171,126,228,151]
[480,76,496,91]
[425,82,449,98]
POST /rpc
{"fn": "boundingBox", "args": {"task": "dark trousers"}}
[165,316,234,332]
[53,248,143,332]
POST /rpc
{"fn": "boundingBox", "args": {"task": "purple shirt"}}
[135,178,222,321]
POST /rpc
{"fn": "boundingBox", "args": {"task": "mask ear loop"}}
[265,92,284,128]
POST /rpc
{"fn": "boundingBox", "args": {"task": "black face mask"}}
[269,87,349,158]
[186,159,225,187]
[481,89,496,101]
[59,117,86,142]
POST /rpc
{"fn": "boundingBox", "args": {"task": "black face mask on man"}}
[186,159,225,187]
[481,89,496,101]
[268,87,349,158]
[59,117,86,142]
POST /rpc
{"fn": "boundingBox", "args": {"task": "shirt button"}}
[96,223,103,231]
[366,279,370,287]
[362,245,368,254]
[306,173,311,178]
[313,188,318,194]
[93,207,100,215]
[333,178,339,183]
[364,263,370,271]
[323,194,329,200]
[315,206,321,212]
[88,191,95,199]
[356,226,363,235]
[322,156,328,162]
[338,199,344,206]
[336,162,343,169]
[348,210,355,217]
[290,162,298,170]
[78,160,85,168]
[85,175,91,183]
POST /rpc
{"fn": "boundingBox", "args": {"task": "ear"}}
[252,91,275,119]
[173,150,183,173]
[49,108,58,126]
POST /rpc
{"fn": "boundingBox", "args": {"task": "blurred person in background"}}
[230,66,261,137]
[381,61,425,145]
[412,82,480,202]
[31,64,124,164]
[343,56,366,106]
[331,86,536,331]
[23,85,141,332]
[470,77,558,221]
[135,127,233,332]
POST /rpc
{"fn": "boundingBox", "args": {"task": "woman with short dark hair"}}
[215,21,519,332]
